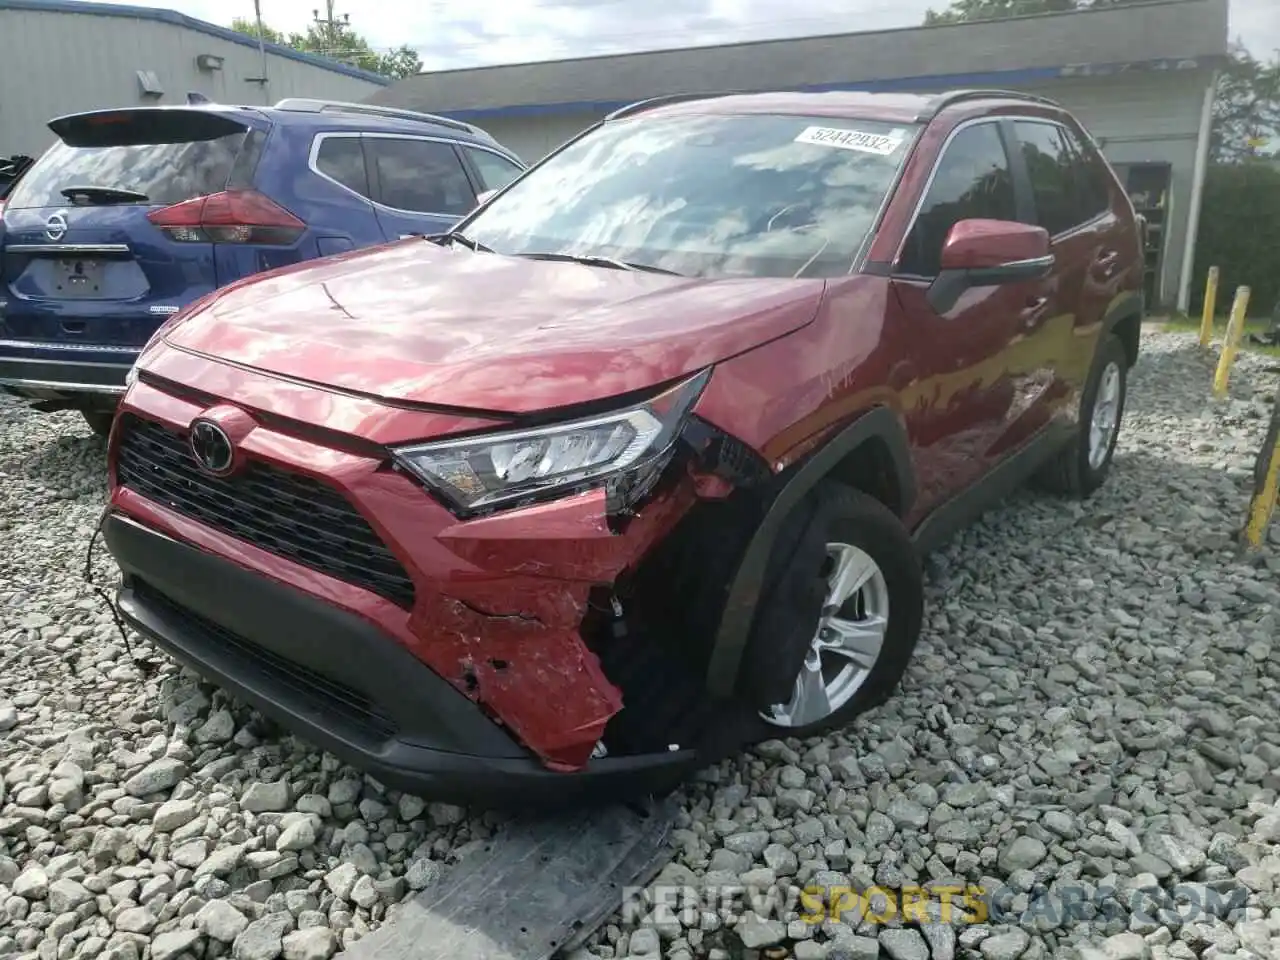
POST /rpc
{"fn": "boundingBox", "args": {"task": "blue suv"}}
[0,98,526,436]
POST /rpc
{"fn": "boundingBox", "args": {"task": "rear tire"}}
[738,480,924,738]
[1036,333,1128,499]
[81,410,114,440]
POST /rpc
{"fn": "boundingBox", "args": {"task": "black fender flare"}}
[1101,289,1145,361]
[703,406,916,700]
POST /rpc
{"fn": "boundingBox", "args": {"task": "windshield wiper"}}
[60,185,150,204]
[515,251,683,276]
[429,231,494,254]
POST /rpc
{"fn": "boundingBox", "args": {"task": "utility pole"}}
[312,2,354,63]
[253,0,269,102]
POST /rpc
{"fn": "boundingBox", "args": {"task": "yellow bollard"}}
[1242,397,1280,550]
[1199,266,1219,347]
[1212,285,1250,399]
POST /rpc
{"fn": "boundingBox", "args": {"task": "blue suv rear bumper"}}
[0,339,135,402]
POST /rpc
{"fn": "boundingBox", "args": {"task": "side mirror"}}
[475,189,497,207]
[928,219,1053,313]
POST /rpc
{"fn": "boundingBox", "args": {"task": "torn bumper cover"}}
[104,510,702,806]
[103,372,762,802]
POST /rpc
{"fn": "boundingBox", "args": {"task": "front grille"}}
[116,415,416,608]
[133,580,397,741]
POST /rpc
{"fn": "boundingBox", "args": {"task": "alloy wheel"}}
[1088,360,1123,470]
[760,541,889,729]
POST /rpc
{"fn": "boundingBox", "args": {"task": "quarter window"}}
[898,122,1017,279]
[315,137,369,198]
[366,137,476,215]
[465,148,524,192]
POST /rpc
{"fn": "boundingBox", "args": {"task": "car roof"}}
[52,101,514,156]
[619,89,1065,126]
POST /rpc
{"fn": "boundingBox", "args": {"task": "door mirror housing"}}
[928,218,1054,312]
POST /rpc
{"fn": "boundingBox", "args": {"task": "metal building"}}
[371,0,1229,313]
[0,0,389,152]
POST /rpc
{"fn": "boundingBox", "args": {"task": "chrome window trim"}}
[890,116,1011,273]
[308,131,525,220]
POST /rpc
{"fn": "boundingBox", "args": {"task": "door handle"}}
[1094,250,1120,274]
[1020,296,1050,326]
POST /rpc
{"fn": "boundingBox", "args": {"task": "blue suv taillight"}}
[147,190,306,245]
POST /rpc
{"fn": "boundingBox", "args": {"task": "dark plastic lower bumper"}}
[103,511,700,809]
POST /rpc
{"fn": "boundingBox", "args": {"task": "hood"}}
[161,239,827,414]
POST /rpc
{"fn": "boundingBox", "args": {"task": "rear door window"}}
[898,121,1017,278]
[6,111,251,210]
[464,148,524,192]
[366,137,476,216]
[1058,124,1112,221]
[314,136,370,197]
[1012,120,1104,237]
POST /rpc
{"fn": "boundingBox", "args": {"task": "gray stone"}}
[197,900,250,942]
[150,930,201,960]
[281,928,336,960]
[241,781,291,814]
[879,928,929,960]
[233,915,292,960]
[123,758,186,797]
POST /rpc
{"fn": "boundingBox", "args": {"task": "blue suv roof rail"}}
[272,98,488,137]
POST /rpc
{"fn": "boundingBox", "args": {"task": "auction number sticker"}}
[794,125,905,156]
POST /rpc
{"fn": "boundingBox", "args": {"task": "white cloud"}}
[131,0,1280,68]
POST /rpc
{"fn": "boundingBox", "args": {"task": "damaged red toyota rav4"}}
[103,89,1142,805]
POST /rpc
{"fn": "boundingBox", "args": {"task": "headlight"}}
[124,362,139,389]
[393,369,710,515]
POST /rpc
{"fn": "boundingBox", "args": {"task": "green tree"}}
[1211,44,1280,163]
[228,17,422,80]
[925,0,1168,26]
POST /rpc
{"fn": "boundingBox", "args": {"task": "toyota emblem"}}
[189,420,235,476]
[45,213,68,243]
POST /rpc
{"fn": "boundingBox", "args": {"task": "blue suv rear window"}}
[8,111,253,210]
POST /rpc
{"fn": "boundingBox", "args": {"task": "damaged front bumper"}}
[104,510,702,807]
[104,373,772,801]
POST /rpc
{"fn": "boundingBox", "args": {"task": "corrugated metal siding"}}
[370,0,1227,115]
[0,8,384,153]
[482,114,607,164]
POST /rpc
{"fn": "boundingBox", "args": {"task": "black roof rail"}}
[605,92,742,121]
[914,88,1060,120]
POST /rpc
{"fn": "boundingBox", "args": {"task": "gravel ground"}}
[1,330,1279,960]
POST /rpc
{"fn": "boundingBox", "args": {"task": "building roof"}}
[370,0,1229,120]
[0,0,391,85]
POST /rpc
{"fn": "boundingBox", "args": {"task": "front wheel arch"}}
[702,406,916,700]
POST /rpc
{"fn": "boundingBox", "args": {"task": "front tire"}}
[81,409,114,440]
[1037,333,1128,498]
[738,481,924,738]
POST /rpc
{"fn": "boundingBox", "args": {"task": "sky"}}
[124,0,1278,70]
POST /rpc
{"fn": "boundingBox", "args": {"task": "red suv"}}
[103,89,1142,805]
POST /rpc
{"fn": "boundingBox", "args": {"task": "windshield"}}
[462,113,918,280]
